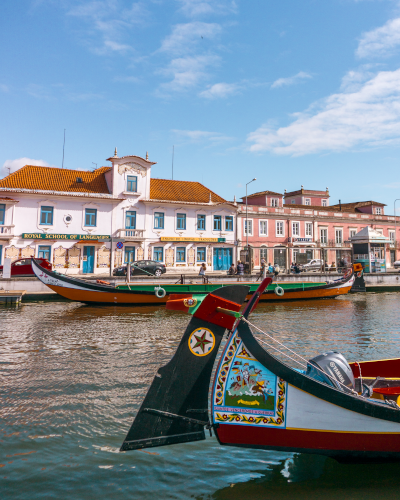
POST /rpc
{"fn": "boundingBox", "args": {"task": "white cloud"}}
[172,129,232,142]
[247,68,400,156]
[177,0,237,18]
[159,22,222,55]
[357,17,400,58]
[271,71,312,89]
[158,55,219,93]
[1,158,56,178]
[199,82,239,99]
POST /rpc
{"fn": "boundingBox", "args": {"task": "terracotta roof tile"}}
[150,178,226,204]
[241,190,283,199]
[0,165,111,194]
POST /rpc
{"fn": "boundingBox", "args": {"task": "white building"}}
[0,150,237,274]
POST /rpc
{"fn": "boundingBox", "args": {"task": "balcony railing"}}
[116,229,145,240]
[0,225,14,238]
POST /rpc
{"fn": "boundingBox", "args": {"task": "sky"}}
[2,0,400,212]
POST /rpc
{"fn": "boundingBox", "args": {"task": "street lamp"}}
[395,199,400,258]
[246,178,257,264]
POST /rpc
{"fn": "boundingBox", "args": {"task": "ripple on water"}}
[1,294,400,499]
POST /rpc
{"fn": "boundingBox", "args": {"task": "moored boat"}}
[31,258,356,305]
[121,278,400,463]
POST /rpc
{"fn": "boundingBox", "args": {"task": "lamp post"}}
[395,199,400,260]
[246,178,256,268]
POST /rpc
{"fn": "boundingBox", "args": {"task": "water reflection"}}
[1,293,400,499]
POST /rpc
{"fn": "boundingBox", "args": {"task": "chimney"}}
[339,199,342,211]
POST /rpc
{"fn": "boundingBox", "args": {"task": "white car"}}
[394,260,400,269]
[299,259,323,272]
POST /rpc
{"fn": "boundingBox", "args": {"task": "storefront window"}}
[0,204,5,225]
[197,247,206,262]
[260,247,268,260]
[154,247,163,262]
[154,212,164,229]
[38,245,51,260]
[85,208,97,227]
[176,247,186,262]
[40,206,53,225]
[125,211,136,229]
[176,213,186,230]
[197,214,206,230]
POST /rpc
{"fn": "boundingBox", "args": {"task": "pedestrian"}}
[257,258,267,280]
[199,263,207,276]
[273,263,280,277]
[330,261,336,272]
[236,260,244,281]
[268,262,274,274]
[227,263,236,275]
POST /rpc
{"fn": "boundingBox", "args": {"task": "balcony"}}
[115,228,145,241]
[0,225,14,239]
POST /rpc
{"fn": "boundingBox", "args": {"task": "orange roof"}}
[0,165,111,194]
[150,178,226,204]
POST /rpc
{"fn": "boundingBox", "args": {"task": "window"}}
[350,229,357,238]
[0,204,5,225]
[271,198,278,207]
[38,245,51,260]
[244,219,252,235]
[259,220,267,235]
[85,208,97,227]
[276,221,284,236]
[213,215,222,231]
[376,229,383,235]
[335,229,343,244]
[197,247,206,262]
[305,198,311,206]
[322,199,327,207]
[125,211,136,229]
[176,247,186,262]
[260,247,268,260]
[390,231,395,242]
[40,206,53,225]
[320,228,328,244]
[225,216,233,231]
[127,175,137,192]
[124,246,135,263]
[197,214,206,230]
[177,213,186,230]
[292,222,300,236]
[376,207,382,215]
[153,247,163,262]
[154,212,164,229]
[305,222,313,237]
[291,200,295,204]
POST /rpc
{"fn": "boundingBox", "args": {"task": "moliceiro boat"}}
[31,259,356,305]
[121,279,400,463]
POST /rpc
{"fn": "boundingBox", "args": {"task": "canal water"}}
[1,293,400,499]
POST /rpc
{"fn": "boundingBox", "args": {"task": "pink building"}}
[239,187,398,272]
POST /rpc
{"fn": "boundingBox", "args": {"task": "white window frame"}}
[260,246,268,260]
[271,198,279,208]
[259,220,268,236]
[292,221,300,237]
[276,220,284,237]
[320,227,328,244]
[335,228,343,244]
[376,207,382,215]
[389,230,395,242]
[322,199,327,207]
[244,219,253,236]
[349,229,357,238]
[305,198,311,206]
[305,222,313,237]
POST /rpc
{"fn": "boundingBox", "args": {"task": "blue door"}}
[213,248,232,271]
[83,246,95,274]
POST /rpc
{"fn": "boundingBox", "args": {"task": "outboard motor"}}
[306,351,355,394]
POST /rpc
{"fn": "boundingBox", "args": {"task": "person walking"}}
[257,258,267,281]
[236,260,244,281]
[268,263,274,274]
[273,263,280,278]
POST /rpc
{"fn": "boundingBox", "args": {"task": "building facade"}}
[0,150,237,274]
[238,187,399,271]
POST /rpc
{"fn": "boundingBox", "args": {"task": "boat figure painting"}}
[31,258,357,305]
[120,278,400,464]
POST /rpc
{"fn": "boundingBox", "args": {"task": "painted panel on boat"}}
[213,331,287,427]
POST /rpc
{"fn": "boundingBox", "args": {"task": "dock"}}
[0,290,26,305]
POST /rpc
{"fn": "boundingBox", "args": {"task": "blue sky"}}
[2,0,400,212]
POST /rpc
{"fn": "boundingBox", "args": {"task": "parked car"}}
[0,257,52,277]
[299,259,323,272]
[394,260,400,269]
[113,260,166,277]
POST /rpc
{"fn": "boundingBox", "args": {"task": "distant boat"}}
[121,278,400,463]
[31,258,355,305]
